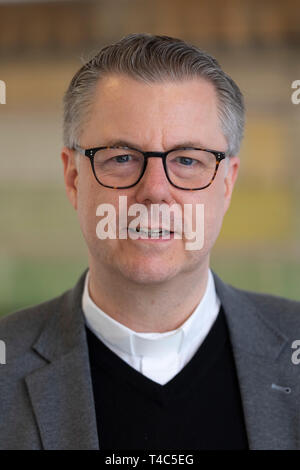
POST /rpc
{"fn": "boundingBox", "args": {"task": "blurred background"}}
[0,0,300,317]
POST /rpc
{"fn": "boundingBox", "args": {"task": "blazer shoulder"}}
[0,289,72,356]
[230,284,300,336]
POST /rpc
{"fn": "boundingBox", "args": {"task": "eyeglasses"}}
[73,144,226,190]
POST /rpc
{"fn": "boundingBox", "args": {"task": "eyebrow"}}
[101,139,210,150]
[104,139,142,149]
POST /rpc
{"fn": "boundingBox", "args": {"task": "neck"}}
[87,257,210,333]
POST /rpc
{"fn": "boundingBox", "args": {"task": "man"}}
[0,33,300,450]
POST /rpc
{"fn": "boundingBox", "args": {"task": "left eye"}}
[113,154,132,163]
[175,157,196,166]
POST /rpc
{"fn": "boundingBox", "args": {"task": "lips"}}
[128,227,174,234]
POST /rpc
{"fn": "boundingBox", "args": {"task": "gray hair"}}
[63,33,245,157]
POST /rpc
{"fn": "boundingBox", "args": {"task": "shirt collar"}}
[82,269,220,358]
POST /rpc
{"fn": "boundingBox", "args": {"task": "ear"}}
[61,147,79,210]
[223,156,240,214]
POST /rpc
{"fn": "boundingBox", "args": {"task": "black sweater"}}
[86,305,249,450]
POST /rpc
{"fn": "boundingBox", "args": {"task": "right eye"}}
[112,154,132,163]
[174,156,197,166]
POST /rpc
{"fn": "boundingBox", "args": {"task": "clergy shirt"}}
[82,269,221,385]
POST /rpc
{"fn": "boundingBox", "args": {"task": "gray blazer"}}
[0,269,300,450]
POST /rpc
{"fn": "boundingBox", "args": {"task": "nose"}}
[134,155,174,204]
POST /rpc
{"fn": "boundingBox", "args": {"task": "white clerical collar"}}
[82,269,220,359]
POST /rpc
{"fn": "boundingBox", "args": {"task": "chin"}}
[118,258,181,285]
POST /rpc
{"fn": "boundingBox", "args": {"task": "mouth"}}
[127,227,175,238]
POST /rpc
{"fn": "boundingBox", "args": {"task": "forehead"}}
[81,74,226,150]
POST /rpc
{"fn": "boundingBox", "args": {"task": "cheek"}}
[76,177,101,241]
[77,200,96,244]
[204,202,224,238]
[195,186,226,246]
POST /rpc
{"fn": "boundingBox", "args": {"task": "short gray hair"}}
[63,33,245,156]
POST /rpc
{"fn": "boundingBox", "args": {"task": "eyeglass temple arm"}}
[73,144,86,156]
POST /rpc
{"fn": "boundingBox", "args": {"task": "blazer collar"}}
[212,271,288,359]
[25,269,99,449]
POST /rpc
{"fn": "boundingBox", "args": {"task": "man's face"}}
[62,75,239,285]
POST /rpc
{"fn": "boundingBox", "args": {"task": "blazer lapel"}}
[25,270,99,450]
[213,272,300,450]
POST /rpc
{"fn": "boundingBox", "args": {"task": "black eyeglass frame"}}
[73,144,227,190]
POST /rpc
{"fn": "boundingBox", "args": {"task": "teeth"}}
[139,229,170,234]
[141,229,160,233]
[128,227,173,236]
